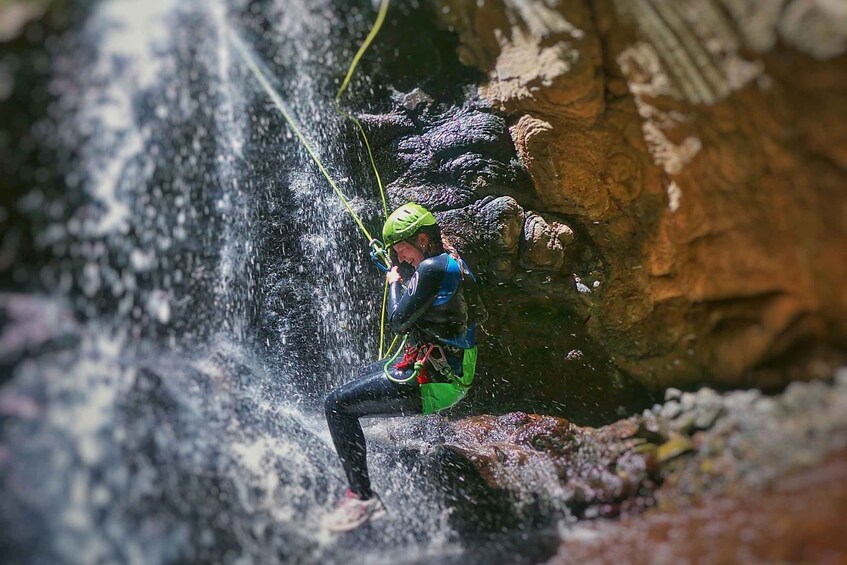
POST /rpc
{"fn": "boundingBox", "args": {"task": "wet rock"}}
[692,401,724,431]
[659,400,681,420]
[438,376,847,536]
[656,375,847,497]
[518,212,574,271]
[666,388,726,434]
[438,195,525,280]
[358,86,536,279]
[412,443,526,534]
[634,412,668,444]
[359,90,531,214]
[437,413,660,521]
[664,388,682,402]
[667,413,696,436]
[431,0,847,389]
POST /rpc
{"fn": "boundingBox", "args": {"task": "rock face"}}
[552,451,847,564]
[358,85,654,422]
[440,412,659,519]
[433,371,847,524]
[423,0,847,389]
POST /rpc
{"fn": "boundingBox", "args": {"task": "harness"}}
[393,342,457,385]
[386,341,477,415]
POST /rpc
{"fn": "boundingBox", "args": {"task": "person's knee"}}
[324,388,347,418]
[358,360,385,378]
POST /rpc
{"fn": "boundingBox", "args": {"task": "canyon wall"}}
[431,0,847,390]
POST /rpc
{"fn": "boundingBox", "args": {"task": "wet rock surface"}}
[426,371,847,539]
[358,88,552,282]
[440,412,658,521]
[553,451,847,565]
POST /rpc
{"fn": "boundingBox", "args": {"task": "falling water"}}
[1,0,568,563]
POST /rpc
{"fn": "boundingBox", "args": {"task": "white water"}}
[2,1,558,563]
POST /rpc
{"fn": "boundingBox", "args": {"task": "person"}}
[322,202,486,532]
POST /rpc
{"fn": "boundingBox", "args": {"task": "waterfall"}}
[2,1,521,562]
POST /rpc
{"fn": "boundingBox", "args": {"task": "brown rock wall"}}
[436,0,847,389]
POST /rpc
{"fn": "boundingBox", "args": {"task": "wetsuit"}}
[324,253,484,498]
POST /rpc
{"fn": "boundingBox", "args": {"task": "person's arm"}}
[386,258,445,333]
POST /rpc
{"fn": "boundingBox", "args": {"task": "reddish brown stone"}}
[551,452,847,565]
[436,0,847,389]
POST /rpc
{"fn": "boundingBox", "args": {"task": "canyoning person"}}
[323,202,486,532]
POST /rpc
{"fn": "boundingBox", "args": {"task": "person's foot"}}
[322,489,387,532]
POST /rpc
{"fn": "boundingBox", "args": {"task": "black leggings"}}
[324,360,422,498]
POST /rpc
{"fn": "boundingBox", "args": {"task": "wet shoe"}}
[323,489,387,532]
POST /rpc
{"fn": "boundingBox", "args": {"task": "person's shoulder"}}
[417,254,449,276]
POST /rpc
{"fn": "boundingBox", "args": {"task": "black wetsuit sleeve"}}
[387,257,445,334]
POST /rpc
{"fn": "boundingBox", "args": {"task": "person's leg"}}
[324,364,421,498]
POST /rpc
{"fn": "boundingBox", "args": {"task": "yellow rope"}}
[379,278,389,357]
[333,0,391,218]
[230,0,399,359]
[335,105,389,218]
[382,335,410,382]
[384,334,401,359]
[334,0,390,219]
[227,29,381,247]
[335,0,390,101]
[334,0,396,358]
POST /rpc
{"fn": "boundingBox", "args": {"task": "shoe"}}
[323,489,387,532]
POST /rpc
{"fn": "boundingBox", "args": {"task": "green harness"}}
[383,340,478,415]
[421,346,477,415]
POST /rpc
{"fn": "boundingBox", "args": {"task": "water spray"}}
[226,1,401,358]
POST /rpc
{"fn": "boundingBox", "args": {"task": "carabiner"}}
[370,249,389,272]
[368,238,391,271]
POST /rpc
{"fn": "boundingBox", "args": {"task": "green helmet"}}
[382,202,437,248]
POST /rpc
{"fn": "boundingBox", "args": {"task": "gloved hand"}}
[386,266,401,284]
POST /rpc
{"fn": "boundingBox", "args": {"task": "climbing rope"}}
[382,335,412,382]
[227,29,379,246]
[228,0,401,358]
[334,0,391,219]
[334,0,395,358]
[335,0,390,101]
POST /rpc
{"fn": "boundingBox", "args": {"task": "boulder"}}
[433,374,847,528]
